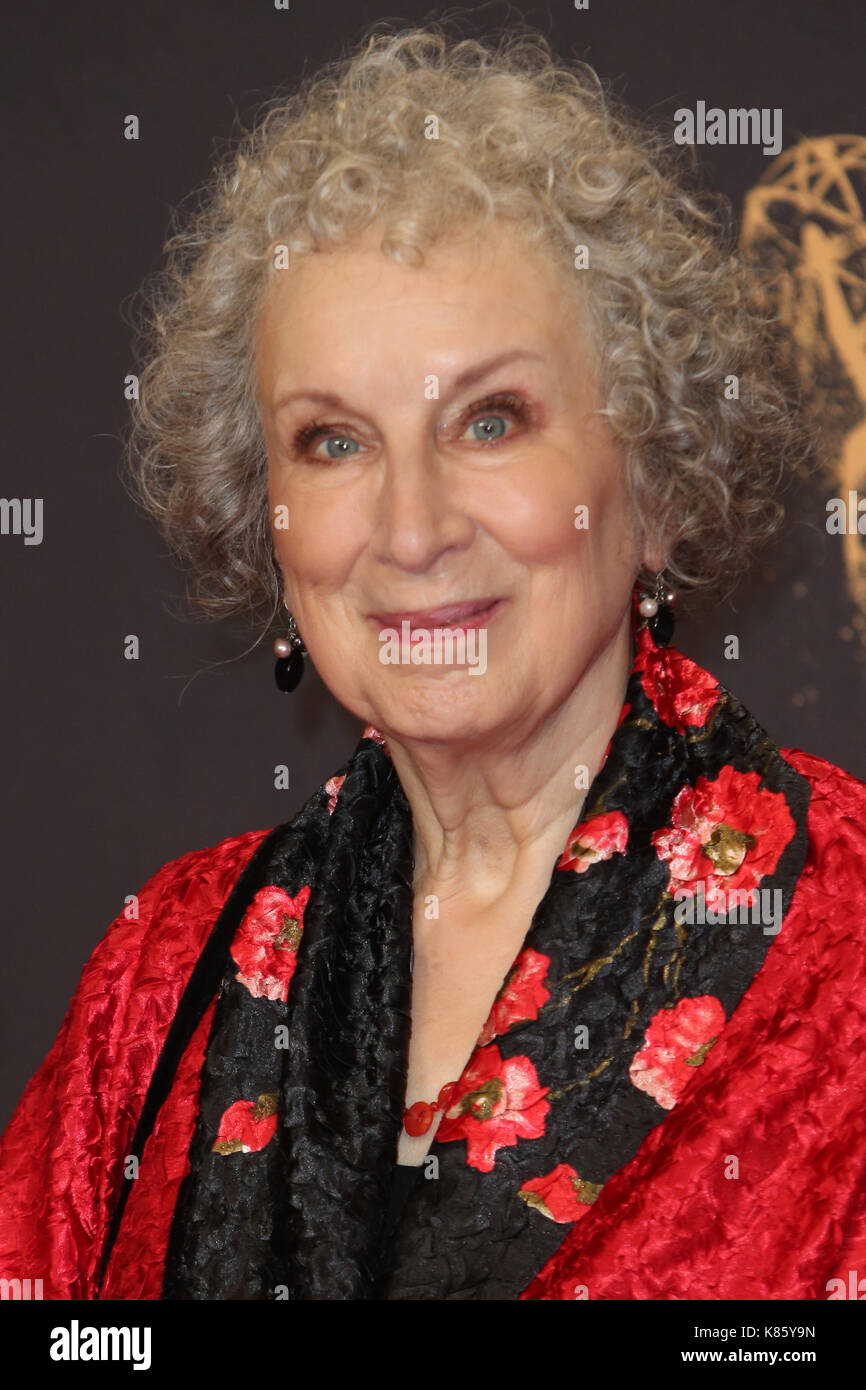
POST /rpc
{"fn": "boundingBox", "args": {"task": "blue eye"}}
[459,392,530,444]
[290,420,363,461]
[466,414,509,442]
[290,390,531,463]
[319,435,360,459]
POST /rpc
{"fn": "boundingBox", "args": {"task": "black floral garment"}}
[106,626,810,1300]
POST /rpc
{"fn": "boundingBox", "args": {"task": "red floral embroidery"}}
[652,765,794,910]
[519,1163,603,1222]
[436,1045,550,1172]
[362,724,389,752]
[230,884,311,1002]
[634,629,720,728]
[324,774,345,814]
[557,810,629,873]
[212,1093,278,1155]
[629,995,726,1110]
[477,948,551,1046]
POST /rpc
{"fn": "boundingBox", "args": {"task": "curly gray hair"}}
[123,19,809,635]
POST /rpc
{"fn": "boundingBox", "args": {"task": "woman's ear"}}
[627,499,665,576]
[641,534,666,575]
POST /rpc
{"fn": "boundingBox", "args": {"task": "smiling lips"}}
[371,597,503,631]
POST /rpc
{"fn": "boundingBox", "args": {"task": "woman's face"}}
[257,219,646,745]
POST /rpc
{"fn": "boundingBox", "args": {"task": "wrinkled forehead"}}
[254,218,598,407]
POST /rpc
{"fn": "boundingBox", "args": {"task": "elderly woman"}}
[2,24,866,1303]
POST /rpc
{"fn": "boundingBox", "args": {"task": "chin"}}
[375,681,502,745]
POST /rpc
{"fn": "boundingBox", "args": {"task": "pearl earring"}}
[638,572,676,646]
[273,601,307,693]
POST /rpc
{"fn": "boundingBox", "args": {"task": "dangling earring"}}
[638,571,676,647]
[273,600,307,692]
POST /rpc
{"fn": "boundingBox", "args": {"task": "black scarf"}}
[100,623,811,1299]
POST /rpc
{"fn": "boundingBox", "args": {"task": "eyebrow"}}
[272,348,547,415]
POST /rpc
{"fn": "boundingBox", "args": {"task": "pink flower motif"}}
[436,1045,550,1172]
[324,774,345,814]
[519,1163,603,1223]
[652,765,794,910]
[362,724,389,752]
[212,1093,278,1155]
[477,948,551,1046]
[230,884,311,1002]
[634,627,721,728]
[629,996,726,1110]
[557,810,629,874]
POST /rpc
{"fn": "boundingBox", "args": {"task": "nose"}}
[371,434,474,574]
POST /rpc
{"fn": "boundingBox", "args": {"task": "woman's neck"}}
[385,615,634,910]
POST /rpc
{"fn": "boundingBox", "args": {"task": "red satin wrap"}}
[1,749,865,1300]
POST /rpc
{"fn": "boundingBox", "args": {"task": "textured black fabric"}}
[380,1163,425,1263]
[156,628,811,1300]
[96,822,288,1293]
[162,738,415,1299]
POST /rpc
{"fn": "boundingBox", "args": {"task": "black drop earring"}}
[273,602,307,693]
[638,571,676,647]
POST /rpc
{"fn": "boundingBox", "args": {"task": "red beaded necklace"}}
[403,1082,457,1137]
